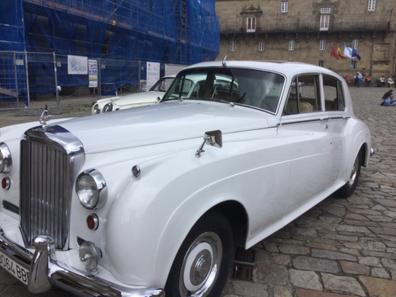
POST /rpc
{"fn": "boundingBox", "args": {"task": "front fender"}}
[104,142,250,288]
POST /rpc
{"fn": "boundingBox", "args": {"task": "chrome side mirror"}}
[196,130,222,158]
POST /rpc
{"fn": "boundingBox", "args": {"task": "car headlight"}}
[103,103,113,112]
[76,169,107,209]
[92,104,100,114]
[0,143,12,173]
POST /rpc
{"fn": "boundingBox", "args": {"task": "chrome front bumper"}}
[0,229,164,297]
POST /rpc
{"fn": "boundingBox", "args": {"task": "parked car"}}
[91,75,175,114]
[0,61,373,297]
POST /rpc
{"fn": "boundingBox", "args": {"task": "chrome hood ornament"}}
[39,105,50,127]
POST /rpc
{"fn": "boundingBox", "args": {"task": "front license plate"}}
[0,250,30,285]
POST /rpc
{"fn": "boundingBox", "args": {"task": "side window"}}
[323,75,345,111]
[284,75,321,115]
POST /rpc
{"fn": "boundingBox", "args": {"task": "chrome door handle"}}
[320,118,329,129]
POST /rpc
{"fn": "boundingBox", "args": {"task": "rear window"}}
[323,75,345,111]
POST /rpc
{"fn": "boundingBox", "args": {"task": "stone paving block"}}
[289,269,322,291]
[311,249,357,261]
[359,276,396,297]
[305,241,338,251]
[296,288,359,297]
[278,244,310,255]
[273,285,292,297]
[340,261,370,275]
[254,263,289,285]
[381,258,396,270]
[293,256,340,273]
[359,257,382,267]
[370,267,390,279]
[272,254,291,266]
[335,225,371,234]
[322,273,366,296]
[361,250,396,260]
[231,280,269,297]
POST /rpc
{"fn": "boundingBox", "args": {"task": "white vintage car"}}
[91,75,175,114]
[0,61,372,297]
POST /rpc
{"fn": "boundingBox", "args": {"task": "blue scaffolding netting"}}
[0,0,220,103]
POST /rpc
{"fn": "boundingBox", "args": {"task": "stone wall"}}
[216,0,396,77]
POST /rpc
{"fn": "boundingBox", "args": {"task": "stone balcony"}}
[220,13,391,35]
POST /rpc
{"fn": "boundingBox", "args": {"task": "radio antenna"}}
[222,56,228,67]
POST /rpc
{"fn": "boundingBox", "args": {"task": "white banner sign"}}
[67,55,88,75]
[165,64,185,76]
[88,59,98,88]
[146,62,160,91]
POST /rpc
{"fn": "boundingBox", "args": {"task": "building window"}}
[246,16,256,33]
[288,40,295,51]
[320,7,332,14]
[258,41,265,52]
[281,1,288,13]
[319,60,324,67]
[352,39,359,49]
[320,14,330,31]
[319,40,326,51]
[230,39,236,52]
[368,0,376,11]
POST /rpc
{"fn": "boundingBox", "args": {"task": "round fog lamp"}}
[0,143,12,173]
[76,169,107,210]
[79,241,101,273]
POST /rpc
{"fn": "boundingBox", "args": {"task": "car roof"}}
[184,60,343,81]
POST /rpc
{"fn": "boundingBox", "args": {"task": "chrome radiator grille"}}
[20,125,84,250]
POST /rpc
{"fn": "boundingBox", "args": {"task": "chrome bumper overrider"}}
[0,229,164,297]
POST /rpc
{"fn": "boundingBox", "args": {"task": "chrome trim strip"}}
[280,118,323,125]
[280,115,350,125]
[0,230,165,297]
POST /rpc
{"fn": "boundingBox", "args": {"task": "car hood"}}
[59,101,277,154]
[111,91,163,107]
[116,91,163,106]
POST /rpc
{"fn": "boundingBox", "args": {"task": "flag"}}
[337,47,346,59]
[330,47,340,60]
[343,47,353,59]
[352,48,361,60]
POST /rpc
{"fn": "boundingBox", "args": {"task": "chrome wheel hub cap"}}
[348,158,359,186]
[179,232,222,297]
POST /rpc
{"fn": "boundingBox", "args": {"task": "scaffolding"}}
[0,0,219,104]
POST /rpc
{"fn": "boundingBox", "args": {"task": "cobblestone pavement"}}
[1,88,396,297]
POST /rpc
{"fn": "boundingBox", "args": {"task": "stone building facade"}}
[216,0,396,77]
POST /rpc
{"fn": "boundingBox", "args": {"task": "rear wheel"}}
[165,213,234,297]
[336,152,361,198]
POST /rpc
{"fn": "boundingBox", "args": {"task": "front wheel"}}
[336,152,362,198]
[165,213,234,297]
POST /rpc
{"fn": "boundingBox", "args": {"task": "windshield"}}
[162,68,285,113]
[150,77,175,92]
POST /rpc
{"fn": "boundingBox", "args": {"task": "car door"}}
[277,74,334,212]
[321,74,348,182]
